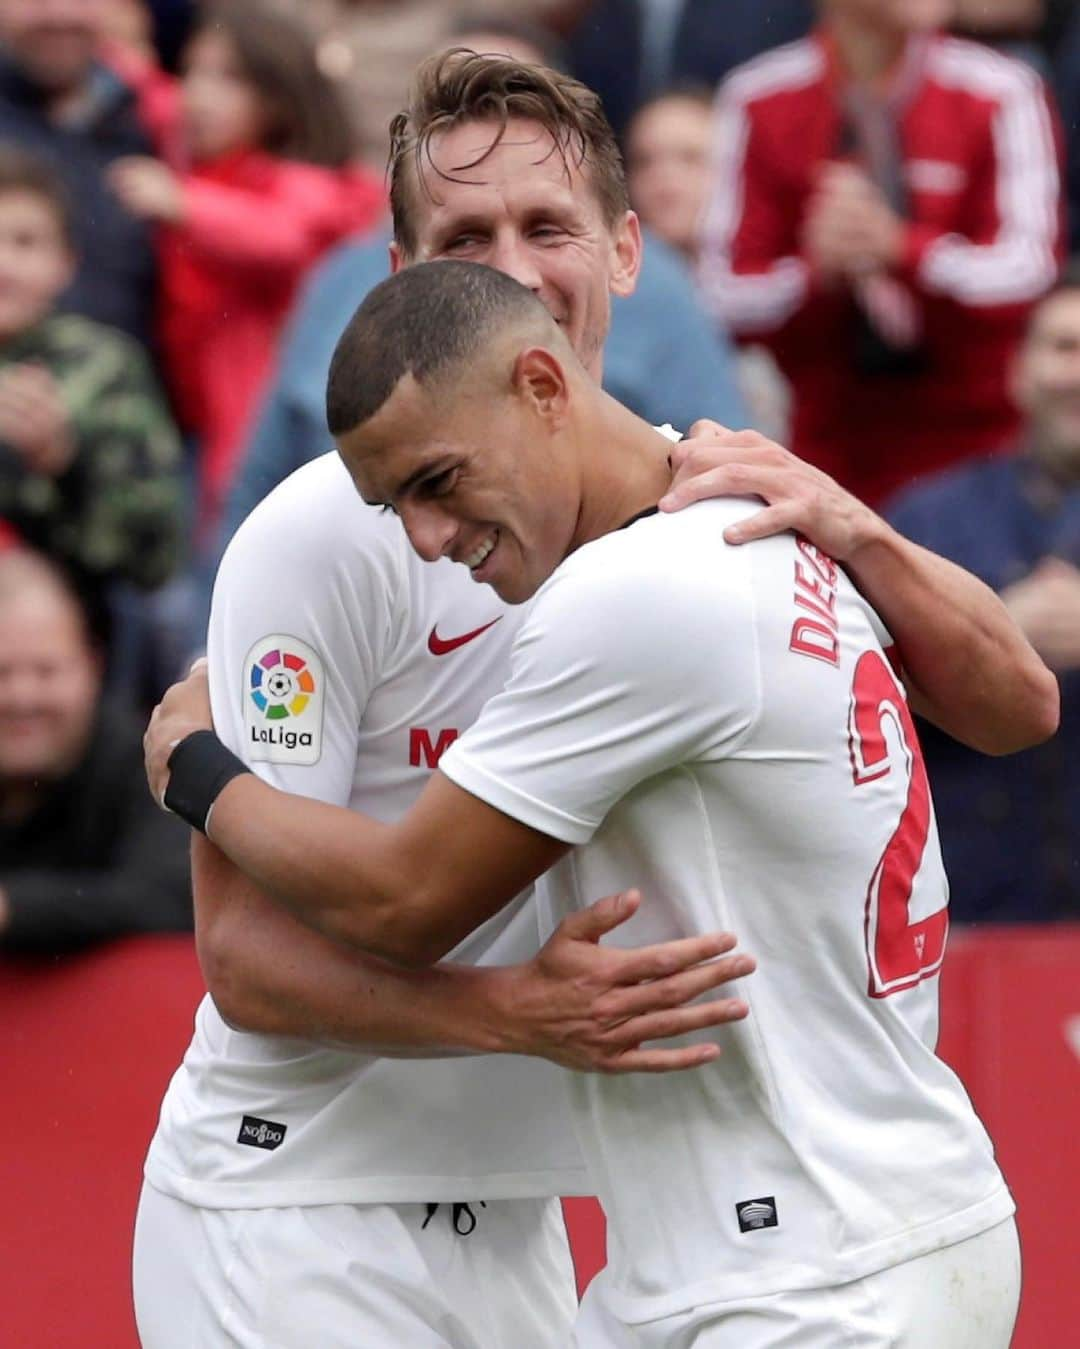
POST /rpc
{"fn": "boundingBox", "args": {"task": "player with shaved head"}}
[140,51,1055,1349]
[150,258,1045,1346]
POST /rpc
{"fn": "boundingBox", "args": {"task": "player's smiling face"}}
[339,363,581,605]
[391,117,641,381]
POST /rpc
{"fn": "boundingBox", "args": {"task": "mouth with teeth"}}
[462,529,499,577]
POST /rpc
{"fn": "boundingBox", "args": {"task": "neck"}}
[827,8,908,85]
[570,393,673,553]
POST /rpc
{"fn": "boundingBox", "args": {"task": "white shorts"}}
[133,1181,577,1348]
[572,1218,1021,1348]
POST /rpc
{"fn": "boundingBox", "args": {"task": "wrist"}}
[841,501,891,566]
[429,963,521,1055]
[165,730,251,833]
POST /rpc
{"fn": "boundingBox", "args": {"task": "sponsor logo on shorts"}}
[736,1197,778,1233]
[237,1115,287,1151]
[242,635,324,766]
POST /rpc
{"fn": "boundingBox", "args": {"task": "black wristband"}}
[164,730,251,834]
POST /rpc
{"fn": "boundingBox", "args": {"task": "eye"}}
[442,233,482,253]
[420,468,459,498]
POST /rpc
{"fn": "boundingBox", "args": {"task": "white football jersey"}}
[441,499,1013,1318]
[145,453,589,1207]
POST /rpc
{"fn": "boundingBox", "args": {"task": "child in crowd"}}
[0,146,184,636]
[625,87,715,266]
[109,0,384,535]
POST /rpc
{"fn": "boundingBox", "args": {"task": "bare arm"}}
[189,764,565,966]
[194,835,752,1070]
[193,818,753,1073]
[661,427,1060,755]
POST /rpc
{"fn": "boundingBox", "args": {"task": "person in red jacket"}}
[699,0,1063,508]
[108,0,385,535]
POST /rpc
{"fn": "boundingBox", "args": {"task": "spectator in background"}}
[109,0,384,537]
[952,0,1046,66]
[218,25,747,551]
[700,0,1063,509]
[625,85,712,264]
[0,146,183,643]
[266,2,585,168]
[626,83,792,442]
[0,549,191,953]
[887,265,1080,922]
[445,12,568,69]
[566,0,814,140]
[0,0,158,351]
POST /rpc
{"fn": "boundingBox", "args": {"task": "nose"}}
[487,231,543,294]
[399,500,458,563]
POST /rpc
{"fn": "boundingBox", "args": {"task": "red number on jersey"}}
[848,649,948,998]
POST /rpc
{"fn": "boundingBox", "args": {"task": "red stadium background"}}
[2,927,1078,1345]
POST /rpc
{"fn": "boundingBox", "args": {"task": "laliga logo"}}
[249,647,315,748]
[250,648,315,719]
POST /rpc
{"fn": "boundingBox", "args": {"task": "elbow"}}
[1029,667,1062,744]
[975,664,1060,757]
[195,915,274,1033]
[992,665,1060,756]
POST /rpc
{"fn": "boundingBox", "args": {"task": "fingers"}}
[662,462,791,514]
[593,1042,722,1074]
[724,504,801,546]
[593,929,739,987]
[143,704,171,806]
[599,995,750,1052]
[556,889,641,943]
[592,949,755,1023]
[683,418,733,442]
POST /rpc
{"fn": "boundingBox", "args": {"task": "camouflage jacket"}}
[0,313,185,590]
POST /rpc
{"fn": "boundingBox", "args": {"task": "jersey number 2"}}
[848,650,948,999]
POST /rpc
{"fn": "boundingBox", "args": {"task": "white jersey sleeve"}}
[440,503,762,842]
[207,454,408,805]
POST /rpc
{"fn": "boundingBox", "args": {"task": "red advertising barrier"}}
[2,927,1079,1345]
[937,926,1080,1349]
[0,937,206,1348]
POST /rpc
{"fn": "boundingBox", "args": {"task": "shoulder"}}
[627,232,696,300]
[221,453,407,598]
[527,502,756,653]
[32,313,151,378]
[925,34,1047,100]
[887,456,1022,547]
[889,455,1018,518]
[720,36,824,107]
[296,235,389,322]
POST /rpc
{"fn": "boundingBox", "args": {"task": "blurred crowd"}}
[1,0,1079,954]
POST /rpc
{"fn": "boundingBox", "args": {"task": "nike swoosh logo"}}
[428,617,502,656]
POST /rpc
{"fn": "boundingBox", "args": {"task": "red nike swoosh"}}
[428,618,502,656]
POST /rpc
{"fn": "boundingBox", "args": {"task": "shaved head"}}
[326,260,570,438]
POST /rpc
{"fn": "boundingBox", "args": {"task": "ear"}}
[510,346,570,423]
[608,209,643,300]
[389,240,405,275]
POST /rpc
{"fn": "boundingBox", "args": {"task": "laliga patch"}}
[243,634,324,765]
